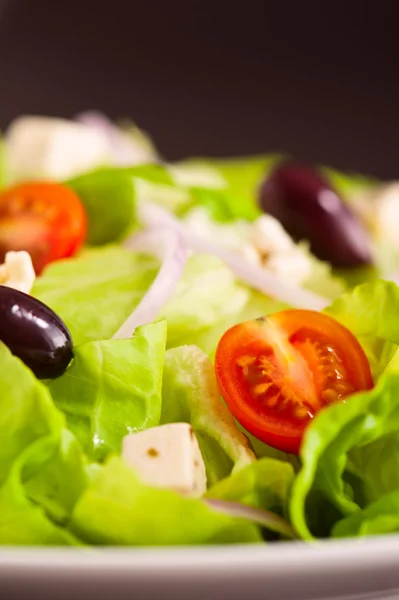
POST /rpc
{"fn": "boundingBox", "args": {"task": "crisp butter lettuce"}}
[289,279,399,540]
[333,488,399,538]
[206,458,294,517]
[183,290,287,361]
[47,321,167,460]
[162,345,256,485]
[70,456,262,546]
[33,245,158,345]
[67,163,194,225]
[290,371,399,539]
[0,448,81,545]
[299,243,346,299]
[66,168,137,245]
[0,431,87,545]
[0,344,64,486]
[325,279,399,379]
[0,332,261,546]
[174,155,281,222]
[0,345,85,545]
[22,430,89,525]
[33,243,283,355]
[326,280,399,345]
[160,253,249,349]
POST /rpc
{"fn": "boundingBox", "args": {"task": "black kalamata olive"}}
[258,161,373,268]
[0,286,73,379]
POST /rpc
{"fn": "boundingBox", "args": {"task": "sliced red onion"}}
[113,229,188,338]
[74,111,147,166]
[205,498,297,539]
[138,203,330,311]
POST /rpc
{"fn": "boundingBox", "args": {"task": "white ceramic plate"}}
[1,536,399,600]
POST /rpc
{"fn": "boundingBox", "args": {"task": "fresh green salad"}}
[1,112,399,546]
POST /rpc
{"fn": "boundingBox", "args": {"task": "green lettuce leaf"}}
[0,437,82,546]
[289,280,399,540]
[173,155,280,222]
[160,253,249,349]
[333,488,399,538]
[66,168,137,245]
[22,430,89,525]
[70,456,262,546]
[182,289,286,360]
[0,344,64,486]
[206,457,294,516]
[161,345,255,485]
[47,321,167,460]
[33,243,283,356]
[290,371,399,539]
[0,346,85,545]
[205,458,296,539]
[347,434,399,507]
[299,244,346,299]
[134,166,193,215]
[33,245,158,344]
[325,280,399,379]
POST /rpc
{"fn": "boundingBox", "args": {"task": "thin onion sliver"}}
[113,228,188,338]
[205,498,297,539]
[138,202,330,311]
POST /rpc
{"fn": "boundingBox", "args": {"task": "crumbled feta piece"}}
[5,116,111,182]
[250,215,296,256]
[250,215,312,285]
[0,251,36,294]
[184,207,251,249]
[375,183,399,252]
[122,423,207,497]
[184,209,313,286]
[236,243,263,265]
[267,252,312,286]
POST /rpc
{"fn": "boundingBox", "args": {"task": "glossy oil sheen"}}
[0,285,73,378]
[258,161,373,268]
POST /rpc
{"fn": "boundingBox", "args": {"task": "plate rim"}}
[2,534,399,575]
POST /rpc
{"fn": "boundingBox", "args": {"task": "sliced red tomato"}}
[214,310,374,454]
[0,182,87,274]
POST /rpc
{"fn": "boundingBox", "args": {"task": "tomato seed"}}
[253,382,271,395]
[265,393,280,408]
[236,355,256,368]
[294,405,311,419]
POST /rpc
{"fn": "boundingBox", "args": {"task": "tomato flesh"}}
[214,310,374,454]
[0,182,87,274]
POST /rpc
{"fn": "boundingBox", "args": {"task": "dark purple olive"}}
[0,285,73,379]
[258,161,373,268]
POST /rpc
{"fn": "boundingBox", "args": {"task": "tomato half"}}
[0,182,87,274]
[214,310,374,454]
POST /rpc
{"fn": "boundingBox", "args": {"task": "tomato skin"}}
[215,310,374,454]
[0,182,87,274]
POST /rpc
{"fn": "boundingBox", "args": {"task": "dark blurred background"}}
[0,0,398,178]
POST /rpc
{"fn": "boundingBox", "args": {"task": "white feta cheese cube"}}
[5,116,111,183]
[122,423,207,497]
[0,251,36,294]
